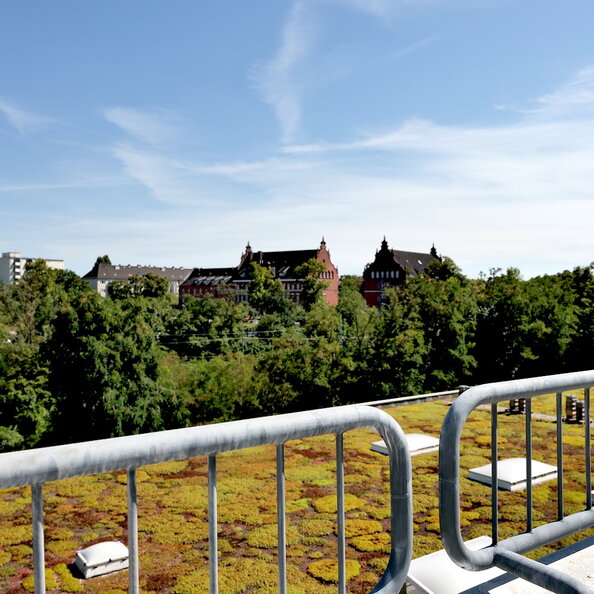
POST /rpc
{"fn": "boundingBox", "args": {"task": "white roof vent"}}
[371,433,439,457]
[468,458,557,491]
[407,536,504,594]
[75,541,129,578]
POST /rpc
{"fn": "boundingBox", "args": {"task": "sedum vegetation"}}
[0,399,593,592]
[2,256,594,451]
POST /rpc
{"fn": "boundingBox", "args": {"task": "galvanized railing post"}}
[208,454,218,594]
[276,444,287,594]
[526,397,533,532]
[336,432,346,594]
[585,388,591,509]
[32,483,45,594]
[127,468,139,594]
[490,403,498,544]
[556,392,564,520]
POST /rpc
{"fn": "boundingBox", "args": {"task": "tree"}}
[364,288,427,399]
[164,294,250,359]
[563,265,594,372]
[41,291,182,444]
[108,273,170,299]
[472,268,576,382]
[247,262,296,319]
[0,263,94,450]
[295,258,329,310]
[404,270,478,391]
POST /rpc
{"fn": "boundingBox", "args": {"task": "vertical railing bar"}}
[491,403,498,545]
[208,455,218,594]
[32,483,45,594]
[127,468,139,594]
[336,432,346,594]
[526,398,533,532]
[585,388,591,509]
[276,444,287,594]
[556,392,564,521]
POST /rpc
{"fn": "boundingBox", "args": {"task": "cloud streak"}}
[104,107,181,145]
[250,0,407,144]
[0,98,55,134]
[250,0,314,144]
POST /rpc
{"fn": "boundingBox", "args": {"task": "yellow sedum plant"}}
[307,558,361,583]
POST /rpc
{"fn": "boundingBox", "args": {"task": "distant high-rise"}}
[0,252,64,285]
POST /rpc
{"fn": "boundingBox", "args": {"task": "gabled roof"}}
[364,238,439,278]
[391,250,437,277]
[83,263,192,282]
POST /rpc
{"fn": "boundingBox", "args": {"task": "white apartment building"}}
[0,252,64,285]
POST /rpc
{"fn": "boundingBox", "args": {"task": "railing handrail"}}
[0,404,413,594]
[439,370,594,593]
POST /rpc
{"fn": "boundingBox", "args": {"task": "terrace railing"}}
[439,370,594,594]
[0,405,412,594]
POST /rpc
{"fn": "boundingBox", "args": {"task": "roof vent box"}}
[74,541,129,578]
[468,458,557,491]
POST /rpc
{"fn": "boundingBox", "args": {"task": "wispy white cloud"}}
[111,144,213,206]
[0,98,55,134]
[535,66,594,116]
[250,0,314,144]
[250,0,407,144]
[389,36,437,60]
[496,66,594,118]
[332,0,394,19]
[0,179,123,193]
[104,107,181,145]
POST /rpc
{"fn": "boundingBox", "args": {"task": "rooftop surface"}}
[0,395,592,592]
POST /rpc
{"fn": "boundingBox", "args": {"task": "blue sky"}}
[2,1,594,279]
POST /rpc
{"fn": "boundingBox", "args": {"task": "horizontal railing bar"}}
[0,405,407,490]
[359,389,460,409]
[493,548,593,594]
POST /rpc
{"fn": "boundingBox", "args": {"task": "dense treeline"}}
[1,256,593,451]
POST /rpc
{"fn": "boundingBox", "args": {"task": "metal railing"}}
[439,370,594,594]
[0,405,412,594]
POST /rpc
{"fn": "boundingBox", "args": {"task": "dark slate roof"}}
[391,250,437,277]
[238,249,318,278]
[180,267,235,287]
[83,263,192,282]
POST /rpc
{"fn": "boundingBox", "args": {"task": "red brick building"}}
[363,238,439,306]
[180,239,339,306]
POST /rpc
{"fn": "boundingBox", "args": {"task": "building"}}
[178,267,236,300]
[0,251,64,285]
[362,238,439,306]
[180,239,339,306]
[83,263,193,297]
